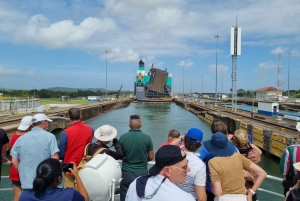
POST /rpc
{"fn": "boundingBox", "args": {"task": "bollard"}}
[281,128,285,132]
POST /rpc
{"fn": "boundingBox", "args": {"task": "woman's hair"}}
[33,158,62,193]
[183,137,202,152]
[233,129,249,149]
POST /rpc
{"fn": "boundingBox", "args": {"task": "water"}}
[1,103,283,200]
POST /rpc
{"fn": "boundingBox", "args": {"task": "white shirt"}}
[125,174,195,201]
[177,151,206,198]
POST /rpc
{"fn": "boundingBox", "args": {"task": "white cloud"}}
[104,47,139,62]
[270,47,287,55]
[257,61,277,70]
[178,59,193,68]
[142,56,165,68]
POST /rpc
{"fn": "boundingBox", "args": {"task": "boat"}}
[134,60,172,102]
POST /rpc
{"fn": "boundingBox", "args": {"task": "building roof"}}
[256,86,284,92]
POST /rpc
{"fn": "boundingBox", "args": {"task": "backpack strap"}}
[92,147,106,158]
[83,143,91,156]
[136,175,152,198]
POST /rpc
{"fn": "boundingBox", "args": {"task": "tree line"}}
[0,89,133,98]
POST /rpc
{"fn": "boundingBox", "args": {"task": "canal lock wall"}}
[174,99,299,158]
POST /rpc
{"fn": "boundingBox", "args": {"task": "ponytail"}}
[33,176,47,193]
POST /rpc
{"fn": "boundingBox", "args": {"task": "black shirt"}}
[87,139,123,160]
[0,128,9,166]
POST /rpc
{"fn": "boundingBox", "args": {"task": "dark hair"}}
[32,121,43,127]
[168,129,180,138]
[33,158,62,193]
[68,108,81,120]
[183,137,202,152]
[211,119,228,134]
[130,114,140,120]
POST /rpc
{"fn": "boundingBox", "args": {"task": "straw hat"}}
[94,125,117,141]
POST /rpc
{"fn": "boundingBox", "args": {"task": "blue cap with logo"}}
[186,128,203,143]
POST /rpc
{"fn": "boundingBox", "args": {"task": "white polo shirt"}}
[126,174,195,201]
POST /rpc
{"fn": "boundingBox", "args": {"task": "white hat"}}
[296,122,300,131]
[32,114,53,123]
[293,162,300,171]
[94,125,117,141]
[17,116,33,131]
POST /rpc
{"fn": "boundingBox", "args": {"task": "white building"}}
[255,86,283,100]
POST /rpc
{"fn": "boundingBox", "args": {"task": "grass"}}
[39,98,93,105]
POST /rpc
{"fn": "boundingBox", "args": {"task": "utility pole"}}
[214,34,220,105]
[105,50,108,99]
[222,70,223,99]
[183,68,185,96]
[288,52,291,102]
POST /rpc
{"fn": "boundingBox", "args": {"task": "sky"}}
[0,0,300,93]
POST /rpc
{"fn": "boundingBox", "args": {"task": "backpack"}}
[77,143,106,172]
[290,188,300,201]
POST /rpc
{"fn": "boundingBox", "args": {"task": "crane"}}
[116,83,123,98]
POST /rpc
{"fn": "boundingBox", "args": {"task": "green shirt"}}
[119,129,153,174]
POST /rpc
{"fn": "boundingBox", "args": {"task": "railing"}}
[0,173,285,199]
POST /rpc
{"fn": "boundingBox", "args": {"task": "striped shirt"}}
[280,145,300,177]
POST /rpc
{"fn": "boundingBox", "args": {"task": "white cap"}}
[32,114,53,123]
[17,116,33,131]
[94,125,117,141]
[296,122,300,132]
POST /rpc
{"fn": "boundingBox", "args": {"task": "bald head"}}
[129,119,142,130]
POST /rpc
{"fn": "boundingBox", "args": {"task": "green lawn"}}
[39,98,92,105]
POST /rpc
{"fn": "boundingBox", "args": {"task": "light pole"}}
[33,87,35,98]
[221,70,223,99]
[201,77,203,97]
[183,68,185,96]
[214,34,220,105]
[105,50,108,99]
[288,52,291,102]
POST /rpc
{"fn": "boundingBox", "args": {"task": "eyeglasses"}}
[142,177,167,199]
[171,160,189,171]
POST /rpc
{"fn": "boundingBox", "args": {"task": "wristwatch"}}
[249,189,256,195]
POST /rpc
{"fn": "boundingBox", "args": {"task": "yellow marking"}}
[253,127,264,135]
[270,148,283,158]
[253,140,264,148]
[253,133,263,142]
[271,133,287,144]
[271,141,286,152]
[240,122,248,129]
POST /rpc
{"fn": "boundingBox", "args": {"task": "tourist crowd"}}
[1,108,300,201]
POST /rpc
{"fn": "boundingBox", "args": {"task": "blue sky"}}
[0,0,299,93]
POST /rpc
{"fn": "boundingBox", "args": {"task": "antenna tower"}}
[277,54,282,98]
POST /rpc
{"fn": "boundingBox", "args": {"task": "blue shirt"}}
[199,144,238,193]
[10,127,59,189]
[19,188,84,201]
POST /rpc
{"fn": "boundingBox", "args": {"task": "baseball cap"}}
[149,146,186,176]
[17,116,33,131]
[32,114,52,123]
[186,128,203,143]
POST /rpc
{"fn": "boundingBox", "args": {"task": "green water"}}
[1,103,283,200]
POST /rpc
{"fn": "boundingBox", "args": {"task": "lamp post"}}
[183,68,185,96]
[214,34,220,105]
[105,50,108,99]
[288,52,291,102]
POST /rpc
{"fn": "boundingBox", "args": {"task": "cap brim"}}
[46,118,53,122]
[149,165,163,176]
[293,162,300,171]
[17,125,30,131]
[204,140,235,157]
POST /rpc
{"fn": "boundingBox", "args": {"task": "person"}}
[87,125,123,160]
[251,110,254,118]
[119,114,154,201]
[58,108,93,188]
[125,145,195,201]
[284,162,300,201]
[198,119,238,201]
[233,129,262,201]
[177,128,206,201]
[19,158,89,201]
[9,116,33,201]
[1,129,10,165]
[11,113,59,189]
[160,129,183,148]
[0,128,9,182]
[206,132,267,201]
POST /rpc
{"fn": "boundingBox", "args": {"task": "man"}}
[119,114,154,201]
[280,131,300,196]
[160,129,183,148]
[10,113,59,189]
[177,128,206,201]
[87,125,123,160]
[58,107,93,188]
[125,145,195,201]
[0,128,9,182]
[284,162,300,201]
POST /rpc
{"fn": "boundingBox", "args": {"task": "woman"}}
[206,132,266,201]
[9,116,33,201]
[19,158,89,201]
[233,129,262,201]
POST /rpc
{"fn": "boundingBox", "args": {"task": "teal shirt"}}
[119,129,153,174]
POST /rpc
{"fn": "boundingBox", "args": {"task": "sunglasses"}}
[171,160,189,171]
